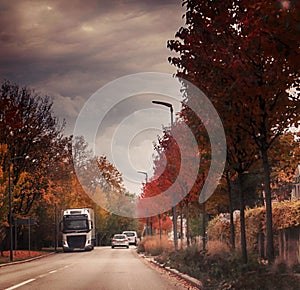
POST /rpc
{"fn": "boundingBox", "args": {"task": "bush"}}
[137,235,173,256]
[136,242,145,253]
[207,200,300,256]
[152,242,300,289]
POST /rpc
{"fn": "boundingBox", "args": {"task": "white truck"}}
[60,208,95,252]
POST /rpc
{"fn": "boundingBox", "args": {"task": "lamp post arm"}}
[137,171,148,183]
[152,100,174,126]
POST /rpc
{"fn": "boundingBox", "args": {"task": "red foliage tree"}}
[168,0,300,263]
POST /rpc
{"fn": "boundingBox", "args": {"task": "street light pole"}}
[8,161,13,262]
[137,171,149,236]
[8,156,23,262]
[152,100,178,250]
[54,202,57,252]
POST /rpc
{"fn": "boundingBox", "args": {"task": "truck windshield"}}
[63,216,89,232]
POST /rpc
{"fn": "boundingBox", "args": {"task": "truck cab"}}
[60,208,95,252]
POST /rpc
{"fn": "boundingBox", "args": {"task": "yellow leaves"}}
[0,166,6,197]
[17,171,31,186]
[96,156,126,194]
[208,200,300,247]
[0,144,8,162]
[0,144,8,209]
[207,214,231,242]
[245,201,300,232]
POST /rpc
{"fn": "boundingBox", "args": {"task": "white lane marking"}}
[5,264,71,290]
[49,270,57,274]
[5,279,35,290]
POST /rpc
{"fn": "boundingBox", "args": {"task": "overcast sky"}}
[0,0,186,194]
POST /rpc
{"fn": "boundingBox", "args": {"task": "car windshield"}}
[114,235,125,239]
[124,233,135,237]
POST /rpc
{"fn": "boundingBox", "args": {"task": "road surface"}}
[0,247,196,290]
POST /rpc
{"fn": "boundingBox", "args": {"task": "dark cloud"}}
[0,0,185,193]
[0,0,184,95]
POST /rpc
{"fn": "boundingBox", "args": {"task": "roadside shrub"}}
[136,242,145,253]
[137,235,173,256]
[157,245,300,289]
[207,200,300,257]
[166,245,207,280]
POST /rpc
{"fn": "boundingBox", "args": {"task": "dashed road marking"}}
[49,270,57,274]
[5,279,35,290]
[4,264,71,290]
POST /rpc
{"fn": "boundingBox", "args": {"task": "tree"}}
[168,0,300,263]
[139,117,212,249]
[0,144,8,254]
[0,80,68,248]
[0,80,66,213]
[268,132,300,201]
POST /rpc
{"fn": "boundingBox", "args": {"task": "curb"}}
[139,254,203,289]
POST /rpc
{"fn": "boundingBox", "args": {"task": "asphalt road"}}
[0,247,194,290]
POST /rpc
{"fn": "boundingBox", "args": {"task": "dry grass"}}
[137,235,174,256]
[206,240,230,256]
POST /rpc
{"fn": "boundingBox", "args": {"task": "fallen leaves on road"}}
[0,250,48,264]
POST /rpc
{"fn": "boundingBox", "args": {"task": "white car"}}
[111,234,129,248]
[122,231,138,246]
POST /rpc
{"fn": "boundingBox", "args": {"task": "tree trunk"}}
[150,218,153,236]
[262,146,275,264]
[172,206,178,250]
[238,173,247,264]
[202,203,206,251]
[226,171,235,251]
[180,202,184,249]
[158,214,162,241]
[146,216,149,236]
[258,232,265,259]
[185,199,190,247]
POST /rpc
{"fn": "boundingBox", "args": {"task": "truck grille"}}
[67,235,86,249]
